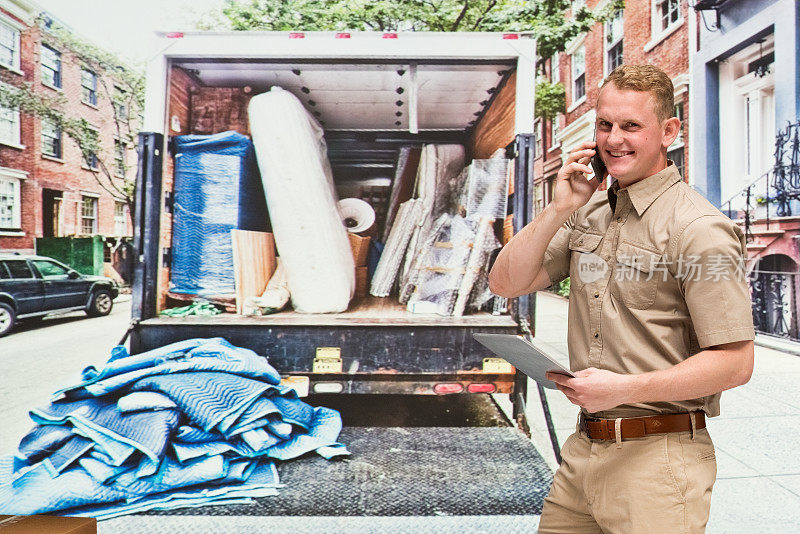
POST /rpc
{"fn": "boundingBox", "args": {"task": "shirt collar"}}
[606,161,682,216]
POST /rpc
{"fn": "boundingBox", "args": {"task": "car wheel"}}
[0,303,15,337]
[87,289,114,317]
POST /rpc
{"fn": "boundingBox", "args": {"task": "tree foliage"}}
[0,17,144,204]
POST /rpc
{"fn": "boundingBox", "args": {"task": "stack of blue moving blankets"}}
[0,338,348,520]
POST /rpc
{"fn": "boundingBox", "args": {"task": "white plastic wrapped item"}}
[399,144,465,302]
[453,216,494,317]
[245,258,290,315]
[461,158,509,220]
[370,199,422,297]
[248,87,354,313]
[406,214,477,316]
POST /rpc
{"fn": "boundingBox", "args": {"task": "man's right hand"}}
[552,140,602,216]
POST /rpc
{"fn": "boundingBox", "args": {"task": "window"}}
[551,114,561,148]
[605,9,624,74]
[0,176,20,229]
[3,260,33,279]
[657,0,680,32]
[114,202,126,236]
[41,45,61,88]
[535,120,543,158]
[551,53,560,83]
[0,103,20,146]
[41,119,62,158]
[81,69,97,105]
[0,20,20,71]
[114,86,127,120]
[114,139,125,175]
[84,151,98,169]
[667,147,685,178]
[32,259,69,278]
[572,46,586,103]
[672,100,685,147]
[81,196,98,235]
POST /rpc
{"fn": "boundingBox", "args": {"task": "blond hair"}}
[601,65,674,122]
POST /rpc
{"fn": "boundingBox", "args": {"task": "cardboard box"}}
[348,234,371,267]
[0,515,96,534]
[355,266,368,298]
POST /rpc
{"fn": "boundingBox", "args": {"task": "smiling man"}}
[489,65,755,533]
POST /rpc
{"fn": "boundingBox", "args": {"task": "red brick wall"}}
[1,22,133,253]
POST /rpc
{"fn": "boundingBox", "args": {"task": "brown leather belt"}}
[579,412,705,441]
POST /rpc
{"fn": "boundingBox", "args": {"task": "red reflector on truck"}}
[434,383,463,394]
[289,32,305,39]
[468,383,496,394]
[165,32,184,39]
[336,33,351,39]
[383,33,399,39]
[503,33,519,40]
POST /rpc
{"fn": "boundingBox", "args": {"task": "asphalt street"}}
[0,296,134,454]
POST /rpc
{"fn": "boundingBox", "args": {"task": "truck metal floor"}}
[101,426,552,532]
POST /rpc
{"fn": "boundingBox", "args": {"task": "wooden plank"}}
[231,230,277,314]
[468,71,517,160]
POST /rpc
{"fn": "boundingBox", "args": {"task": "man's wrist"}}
[623,372,648,405]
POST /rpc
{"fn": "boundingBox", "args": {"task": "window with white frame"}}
[81,69,97,105]
[551,53,560,83]
[605,9,624,75]
[114,201,126,236]
[551,114,561,148]
[0,103,20,146]
[41,119,61,158]
[535,119,543,158]
[653,0,681,36]
[0,174,21,230]
[572,46,586,103]
[667,101,685,178]
[81,195,98,235]
[0,20,20,71]
[41,45,61,88]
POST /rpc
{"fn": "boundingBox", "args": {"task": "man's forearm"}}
[626,341,754,404]
[489,203,570,297]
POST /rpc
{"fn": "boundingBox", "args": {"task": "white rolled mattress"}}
[248,87,354,313]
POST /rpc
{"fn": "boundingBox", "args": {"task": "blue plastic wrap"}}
[170,131,268,296]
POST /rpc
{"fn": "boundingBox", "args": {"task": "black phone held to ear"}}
[591,153,607,182]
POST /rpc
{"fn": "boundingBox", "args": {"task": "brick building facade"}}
[533,0,694,215]
[0,0,132,254]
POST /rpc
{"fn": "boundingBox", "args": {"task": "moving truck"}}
[131,31,554,448]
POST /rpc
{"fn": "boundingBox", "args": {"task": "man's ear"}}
[662,117,681,148]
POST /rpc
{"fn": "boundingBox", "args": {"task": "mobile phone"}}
[590,130,607,181]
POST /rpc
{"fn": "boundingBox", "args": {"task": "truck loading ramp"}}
[101,397,553,532]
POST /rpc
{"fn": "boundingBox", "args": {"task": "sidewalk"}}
[526,291,800,533]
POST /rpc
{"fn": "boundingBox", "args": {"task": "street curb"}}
[754,334,800,356]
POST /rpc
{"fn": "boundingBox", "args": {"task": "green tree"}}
[197,0,624,118]
[0,17,144,210]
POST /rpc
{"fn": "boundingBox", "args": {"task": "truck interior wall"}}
[467,71,517,160]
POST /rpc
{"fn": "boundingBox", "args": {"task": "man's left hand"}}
[546,368,631,413]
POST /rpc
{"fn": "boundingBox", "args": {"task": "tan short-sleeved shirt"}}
[542,162,754,419]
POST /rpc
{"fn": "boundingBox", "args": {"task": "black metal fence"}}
[750,269,799,340]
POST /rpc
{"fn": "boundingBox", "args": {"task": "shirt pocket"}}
[614,241,662,309]
[568,229,605,291]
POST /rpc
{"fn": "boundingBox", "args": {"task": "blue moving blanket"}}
[0,338,348,519]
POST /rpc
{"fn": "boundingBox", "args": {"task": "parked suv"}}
[0,253,119,337]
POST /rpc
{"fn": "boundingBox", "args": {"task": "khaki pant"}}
[538,422,717,533]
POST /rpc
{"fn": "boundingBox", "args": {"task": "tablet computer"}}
[473,333,574,390]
